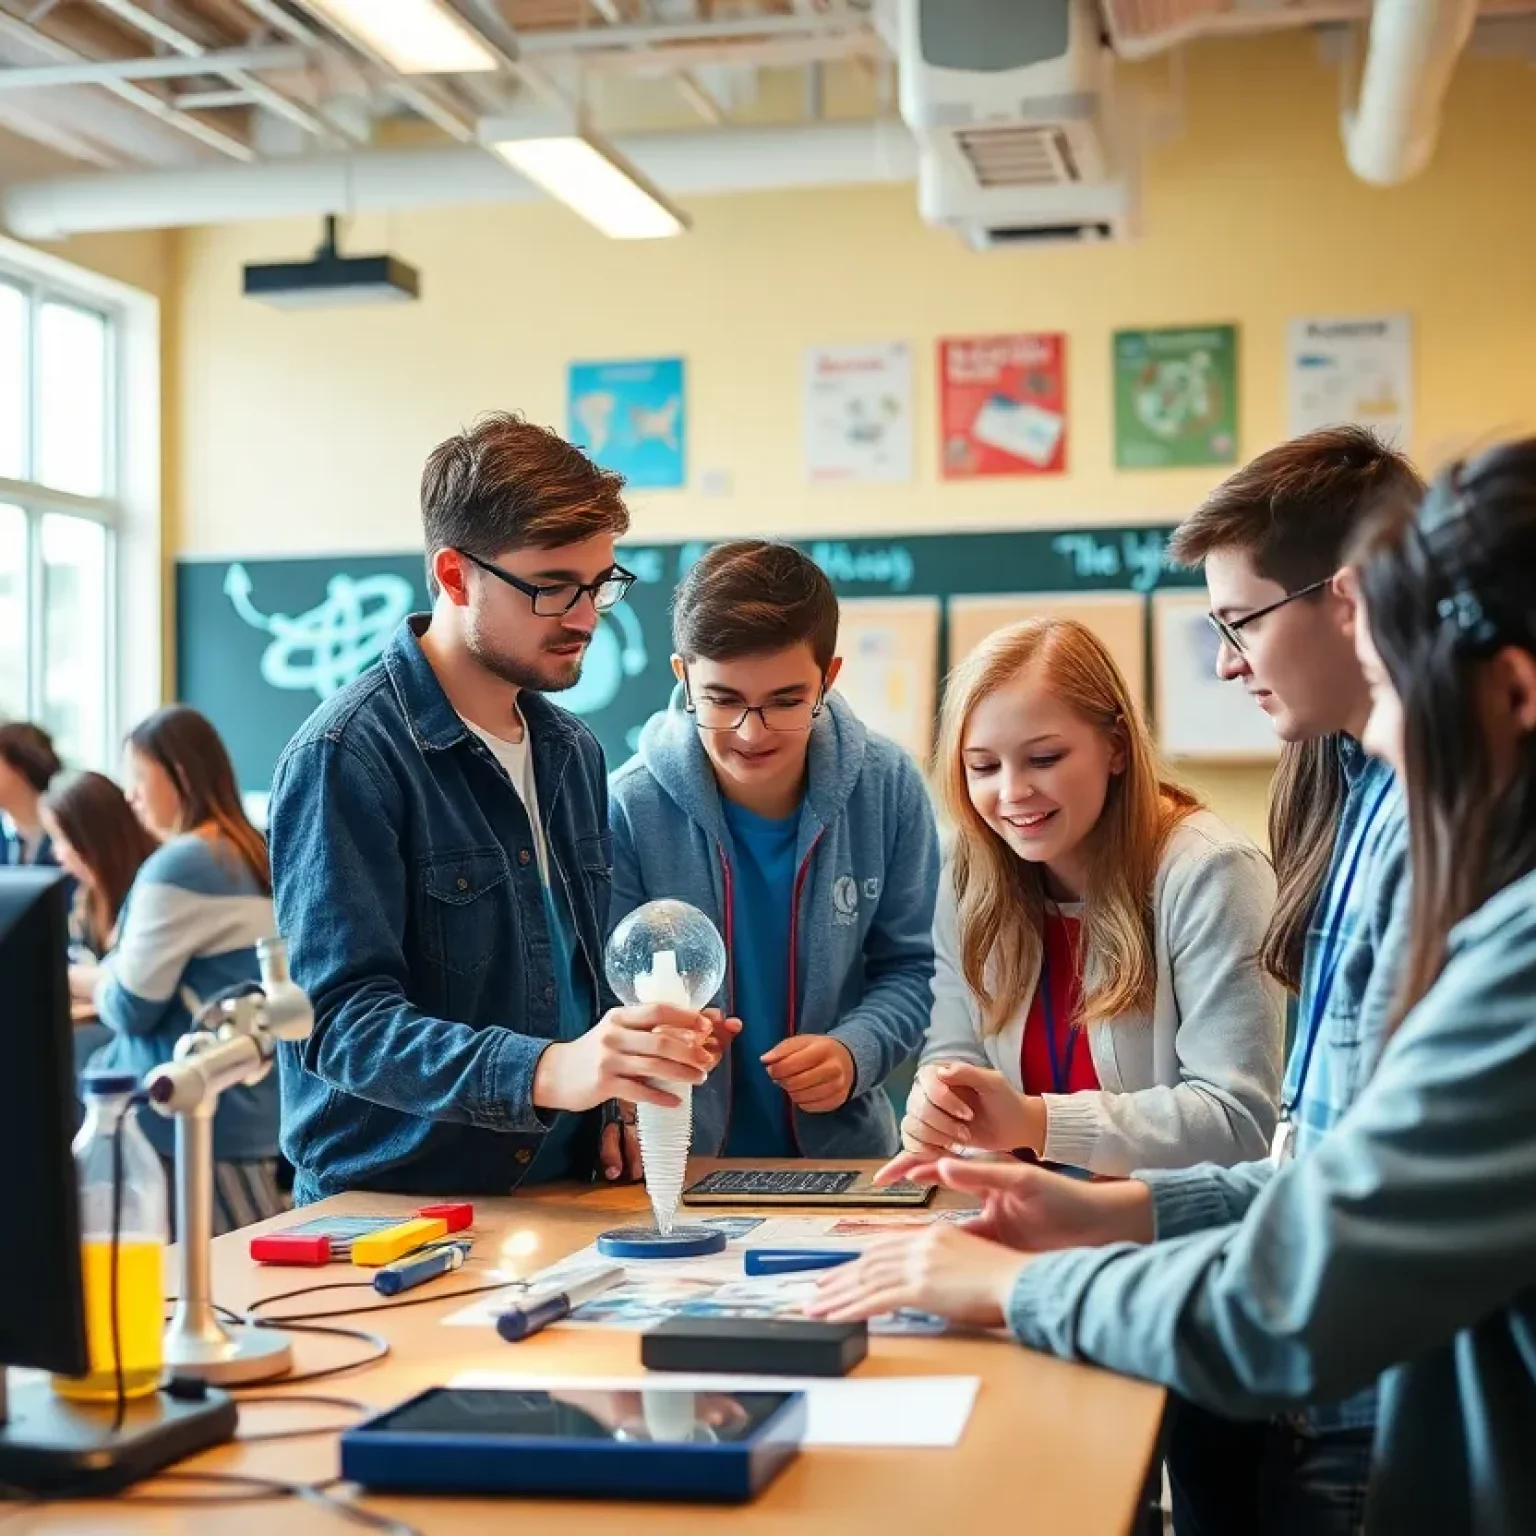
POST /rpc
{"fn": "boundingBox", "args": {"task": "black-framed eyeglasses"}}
[682,674,828,734]
[458,548,636,616]
[1208,577,1332,655]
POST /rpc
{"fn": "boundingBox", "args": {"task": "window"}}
[0,274,121,770]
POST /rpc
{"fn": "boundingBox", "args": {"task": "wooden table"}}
[17,1163,1166,1534]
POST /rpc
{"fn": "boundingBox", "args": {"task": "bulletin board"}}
[946,591,1148,716]
[834,597,942,765]
[1152,590,1282,762]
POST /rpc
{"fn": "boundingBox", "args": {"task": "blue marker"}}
[743,1249,859,1277]
[496,1265,627,1342]
[372,1240,472,1296]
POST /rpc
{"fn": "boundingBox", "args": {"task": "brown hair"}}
[126,706,270,895]
[672,541,840,672]
[41,770,157,953]
[1169,426,1426,992]
[0,721,62,794]
[935,618,1200,1033]
[420,411,630,594]
[1351,441,1536,1024]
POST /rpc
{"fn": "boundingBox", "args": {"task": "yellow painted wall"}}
[170,34,1536,839]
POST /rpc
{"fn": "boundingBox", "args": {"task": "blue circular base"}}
[597,1225,728,1260]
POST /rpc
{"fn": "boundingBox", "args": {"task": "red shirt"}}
[1020,912,1101,1096]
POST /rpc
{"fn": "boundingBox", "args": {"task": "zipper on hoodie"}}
[716,842,736,1154]
[782,830,825,1153]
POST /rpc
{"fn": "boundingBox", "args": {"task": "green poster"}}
[1113,325,1238,469]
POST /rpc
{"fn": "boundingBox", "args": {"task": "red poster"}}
[939,333,1067,478]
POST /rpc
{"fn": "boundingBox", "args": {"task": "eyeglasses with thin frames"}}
[457,548,636,617]
[1208,577,1332,655]
[683,675,828,734]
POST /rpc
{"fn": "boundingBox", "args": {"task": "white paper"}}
[1287,315,1412,445]
[447,1370,981,1449]
[803,341,914,484]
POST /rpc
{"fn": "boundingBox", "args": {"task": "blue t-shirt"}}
[721,798,800,1158]
[525,872,594,1184]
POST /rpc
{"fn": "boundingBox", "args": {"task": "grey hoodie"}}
[608,687,941,1157]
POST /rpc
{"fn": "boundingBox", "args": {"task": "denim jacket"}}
[269,616,612,1202]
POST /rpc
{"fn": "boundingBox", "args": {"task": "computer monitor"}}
[0,869,86,1379]
[0,868,234,1495]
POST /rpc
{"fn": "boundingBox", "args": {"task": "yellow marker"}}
[351,1216,448,1267]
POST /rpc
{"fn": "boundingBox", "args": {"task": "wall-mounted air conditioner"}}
[897,0,1140,249]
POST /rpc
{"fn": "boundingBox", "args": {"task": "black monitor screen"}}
[0,870,86,1375]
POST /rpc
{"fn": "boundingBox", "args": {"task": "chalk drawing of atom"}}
[224,563,415,702]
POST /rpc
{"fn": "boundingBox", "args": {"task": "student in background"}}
[809,438,1536,1536]
[38,768,157,1113]
[39,769,158,979]
[0,721,63,867]
[270,413,717,1202]
[608,541,939,1160]
[888,617,1282,1178]
[92,705,284,1234]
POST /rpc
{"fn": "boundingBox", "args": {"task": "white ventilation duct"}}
[1342,0,1477,187]
[1,120,918,240]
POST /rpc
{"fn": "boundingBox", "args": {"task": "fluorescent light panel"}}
[305,0,498,75]
[492,133,688,240]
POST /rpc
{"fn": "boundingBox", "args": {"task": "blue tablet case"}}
[339,1387,806,1503]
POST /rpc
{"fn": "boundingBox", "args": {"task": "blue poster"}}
[568,356,686,489]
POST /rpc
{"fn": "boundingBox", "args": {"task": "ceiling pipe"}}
[1,119,918,239]
[1342,0,1478,185]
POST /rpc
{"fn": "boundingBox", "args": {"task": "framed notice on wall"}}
[1153,590,1280,762]
[833,597,942,764]
[803,341,914,485]
[939,333,1067,478]
[1113,325,1238,470]
[1287,315,1412,446]
[568,356,686,489]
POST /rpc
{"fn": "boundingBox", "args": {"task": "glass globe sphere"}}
[604,900,726,1012]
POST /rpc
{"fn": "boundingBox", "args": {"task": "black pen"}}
[495,1265,627,1342]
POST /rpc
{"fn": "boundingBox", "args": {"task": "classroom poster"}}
[1287,315,1412,445]
[803,341,914,484]
[833,597,942,763]
[939,332,1066,477]
[568,356,685,489]
[1113,325,1238,470]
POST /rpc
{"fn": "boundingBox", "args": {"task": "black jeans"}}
[1167,1399,1373,1536]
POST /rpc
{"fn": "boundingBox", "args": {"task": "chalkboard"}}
[175,526,1202,802]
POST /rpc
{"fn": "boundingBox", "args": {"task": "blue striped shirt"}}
[90,832,281,1162]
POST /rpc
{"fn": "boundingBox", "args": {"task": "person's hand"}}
[533,1004,714,1113]
[887,1062,1042,1166]
[597,1107,644,1182]
[762,1035,856,1113]
[67,963,100,1005]
[899,1155,1154,1252]
[803,1224,1029,1328]
[701,1007,743,1066]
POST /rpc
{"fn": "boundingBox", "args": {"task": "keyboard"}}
[681,1168,935,1208]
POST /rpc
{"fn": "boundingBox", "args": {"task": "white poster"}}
[804,341,914,485]
[1287,315,1412,445]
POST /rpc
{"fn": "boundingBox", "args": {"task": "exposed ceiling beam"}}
[0,44,305,91]
[173,86,255,109]
[575,33,886,73]
[0,9,255,159]
[587,0,730,126]
[86,0,341,139]
[0,102,122,168]
[516,11,877,54]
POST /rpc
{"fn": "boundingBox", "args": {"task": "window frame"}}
[0,256,139,771]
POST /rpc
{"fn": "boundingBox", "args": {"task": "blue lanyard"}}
[1283,775,1395,1116]
[1039,939,1081,1095]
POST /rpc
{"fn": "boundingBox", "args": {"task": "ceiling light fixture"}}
[303,0,499,75]
[484,115,690,240]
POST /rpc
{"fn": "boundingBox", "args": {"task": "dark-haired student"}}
[0,720,63,867]
[270,414,719,1202]
[809,435,1536,1536]
[39,769,158,1114]
[89,705,285,1233]
[608,540,940,1159]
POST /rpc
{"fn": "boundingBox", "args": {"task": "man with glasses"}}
[268,413,716,1200]
[608,540,940,1160]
